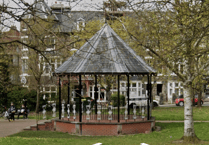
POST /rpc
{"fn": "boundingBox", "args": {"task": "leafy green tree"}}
[123,0,209,141]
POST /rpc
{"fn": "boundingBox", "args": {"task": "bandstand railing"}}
[41,98,150,123]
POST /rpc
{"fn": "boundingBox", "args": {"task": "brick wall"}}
[122,122,151,134]
[56,121,76,134]
[45,122,54,131]
[28,119,155,136]
[82,124,118,136]
[31,126,37,131]
[38,124,46,131]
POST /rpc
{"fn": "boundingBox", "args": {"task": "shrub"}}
[110,93,125,107]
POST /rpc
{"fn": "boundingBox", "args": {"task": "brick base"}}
[28,118,155,136]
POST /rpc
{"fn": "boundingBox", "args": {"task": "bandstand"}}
[53,23,157,135]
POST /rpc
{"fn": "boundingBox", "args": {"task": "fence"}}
[41,98,150,122]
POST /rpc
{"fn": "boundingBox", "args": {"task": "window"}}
[122,91,126,95]
[45,64,50,73]
[138,82,143,96]
[51,87,56,91]
[138,90,141,96]
[22,51,28,57]
[121,83,125,87]
[22,59,28,70]
[132,83,136,87]
[45,87,50,91]
[180,89,183,95]
[142,84,146,95]
[56,58,62,69]
[113,84,116,89]
[170,89,172,95]
[22,38,27,43]
[45,37,55,48]
[77,18,85,31]
[146,59,153,66]
[175,89,179,95]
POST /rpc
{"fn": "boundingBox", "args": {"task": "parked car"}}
[129,97,159,108]
[175,95,204,106]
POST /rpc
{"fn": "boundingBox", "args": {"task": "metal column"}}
[79,75,82,122]
[147,74,150,120]
[59,77,61,120]
[94,75,98,114]
[150,74,152,118]
[118,75,120,123]
[127,75,130,115]
[68,75,70,104]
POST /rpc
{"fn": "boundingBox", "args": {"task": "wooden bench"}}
[14,109,30,119]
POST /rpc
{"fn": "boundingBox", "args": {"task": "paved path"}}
[0,119,37,137]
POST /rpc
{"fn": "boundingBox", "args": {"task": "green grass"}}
[0,123,208,145]
[152,106,209,121]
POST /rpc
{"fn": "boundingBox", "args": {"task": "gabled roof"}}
[55,23,156,75]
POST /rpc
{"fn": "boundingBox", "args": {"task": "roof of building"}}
[55,23,156,75]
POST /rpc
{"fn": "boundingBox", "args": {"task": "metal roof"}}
[55,23,156,75]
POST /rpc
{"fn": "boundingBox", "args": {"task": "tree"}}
[0,26,21,107]
[122,0,209,142]
[0,0,80,114]
[24,16,60,113]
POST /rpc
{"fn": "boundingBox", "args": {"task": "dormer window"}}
[77,18,85,31]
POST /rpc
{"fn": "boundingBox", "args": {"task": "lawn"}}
[152,106,209,121]
[0,123,208,145]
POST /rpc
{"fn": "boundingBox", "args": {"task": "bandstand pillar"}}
[94,75,98,115]
[68,75,70,104]
[59,77,61,120]
[79,75,82,122]
[118,75,120,123]
[147,74,151,120]
[127,74,130,115]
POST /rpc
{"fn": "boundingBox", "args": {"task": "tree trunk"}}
[35,85,40,114]
[106,90,112,102]
[197,91,202,107]
[182,85,200,142]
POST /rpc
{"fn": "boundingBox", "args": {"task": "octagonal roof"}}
[55,23,156,75]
